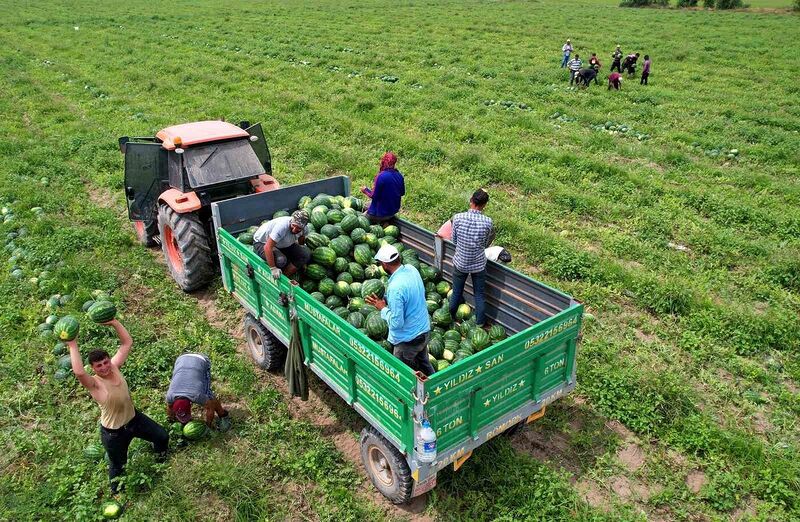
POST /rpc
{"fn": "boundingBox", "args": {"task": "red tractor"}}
[119,120,278,292]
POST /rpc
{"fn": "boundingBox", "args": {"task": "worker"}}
[166,353,230,430]
[576,68,598,87]
[610,45,623,73]
[365,244,435,376]
[567,54,582,85]
[65,320,168,494]
[560,39,573,68]
[640,55,651,85]
[361,151,405,224]
[608,72,623,90]
[252,210,311,279]
[622,53,640,76]
[588,53,602,84]
[449,189,494,328]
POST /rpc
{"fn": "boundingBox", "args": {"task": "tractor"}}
[119,120,279,292]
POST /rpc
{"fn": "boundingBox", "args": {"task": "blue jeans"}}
[449,268,487,326]
[561,53,570,68]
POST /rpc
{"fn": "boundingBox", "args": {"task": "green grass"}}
[1,0,799,520]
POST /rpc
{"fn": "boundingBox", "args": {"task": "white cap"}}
[374,244,400,263]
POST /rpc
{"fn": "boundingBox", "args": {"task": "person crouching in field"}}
[622,53,640,76]
[66,320,168,494]
[576,68,598,87]
[608,72,623,90]
[640,55,651,85]
[567,54,582,85]
[362,151,405,224]
[166,353,230,430]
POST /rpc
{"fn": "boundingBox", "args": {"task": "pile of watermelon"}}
[238,193,509,372]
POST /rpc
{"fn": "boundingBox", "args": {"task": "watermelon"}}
[301,279,317,293]
[348,296,365,312]
[11,269,23,279]
[426,291,442,304]
[428,338,444,358]
[432,308,452,327]
[489,324,507,341]
[45,314,59,326]
[369,225,384,238]
[383,225,400,238]
[327,209,344,224]
[310,194,332,208]
[365,313,389,339]
[471,329,491,352]
[348,262,365,281]
[346,196,364,211]
[442,349,455,362]
[364,233,379,249]
[46,296,60,310]
[425,282,436,294]
[312,247,336,266]
[318,278,335,296]
[183,420,207,440]
[364,265,381,279]
[394,243,406,254]
[81,299,95,312]
[437,360,450,371]
[52,342,67,356]
[330,236,352,257]
[360,304,378,316]
[311,292,325,303]
[54,368,70,381]
[311,203,329,215]
[83,443,104,461]
[361,279,385,299]
[347,282,361,297]
[444,338,460,352]
[57,354,72,369]
[356,215,370,230]
[350,228,366,244]
[59,294,72,305]
[305,264,327,280]
[436,281,451,296]
[426,300,439,313]
[320,224,340,239]
[339,214,359,233]
[238,232,254,244]
[305,232,330,249]
[297,195,312,209]
[354,244,373,266]
[87,301,116,323]
[334,281,351,298]
[334,257,349,273]
[53,316,80,341]
[457,319,475,337]
[336,272,354,284]
[456,304,472,321]
[420,265,437,282]
[101,501,123,519]
[325,295,344,309]
[333,306,349,319]
[347,312,365,328]
[443,330,461,342]
[459,339,474,354]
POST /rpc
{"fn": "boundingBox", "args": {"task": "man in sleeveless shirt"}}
[66,319,169,494]
[166,353,230,429]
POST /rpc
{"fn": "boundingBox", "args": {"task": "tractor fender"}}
[158,189,202,213]
[251,174,280,193]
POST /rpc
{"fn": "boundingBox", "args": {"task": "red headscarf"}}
[379,151,397,173]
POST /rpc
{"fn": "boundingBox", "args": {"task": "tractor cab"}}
[119,120,279,292]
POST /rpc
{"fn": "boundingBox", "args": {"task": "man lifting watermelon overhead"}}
[166,353,231,431]
[65,318,169,495]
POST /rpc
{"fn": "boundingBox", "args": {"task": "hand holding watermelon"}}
[364,294,386,311]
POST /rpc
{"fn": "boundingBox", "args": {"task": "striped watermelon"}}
[432,307,452,327]
[471,329,491,351]
[320,224,340,239]
[53,316,80,340]
[334,257,349,273]
[305,264,327,280]
[330,236,353,257]
[83,443,104,461]
[312,247,336,266]
[326,209,344,224]
[347,312,365,328]
[183,420,207,440]
[309,211,328,230]
[365,313,388,339]
[349,282,362,298]
[383,225,400,238]
[339,214,359,233]
[350,228,366,244]
[318,278,335,296]
[348,262,365,281]
[354,244,373,266]
[336,272,354,284]
[348,296,365,312]
[334,281,351,298]
[87,301,116,323]
[305,232,330,249]
[333,307,349,319]
[325,295,344,309]
[456,303,472,321]
[489,324,507,341]
[361,279,385,299]
[428,338,444,358]
[369,225,384,238]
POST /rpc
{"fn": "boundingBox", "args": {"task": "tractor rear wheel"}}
[157,203,214,292]
[133,219,159,247]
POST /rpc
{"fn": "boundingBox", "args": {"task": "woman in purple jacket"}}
[640,55,651,85]
[362,151,405,223]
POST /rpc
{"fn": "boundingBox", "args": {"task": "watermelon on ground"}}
[83,443,104,461]
[101,501,123,519]
[183,420,207,440]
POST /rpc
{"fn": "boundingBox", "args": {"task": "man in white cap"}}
[252,209,311,279]
[365,244,435,376]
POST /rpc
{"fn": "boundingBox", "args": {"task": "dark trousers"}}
[393,333,435,376]
[365,212,395,225]
[641,72,649,85]
[449,268,487,326]
[611,61,621,73]
[100,410,169,493]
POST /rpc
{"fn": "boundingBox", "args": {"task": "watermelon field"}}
[1,0,799,520]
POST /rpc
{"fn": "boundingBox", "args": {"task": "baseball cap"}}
[173,398,192,423]
[374,244,399,263]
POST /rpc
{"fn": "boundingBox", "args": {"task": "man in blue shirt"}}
[365,244,435,376]
[362,151,405,224]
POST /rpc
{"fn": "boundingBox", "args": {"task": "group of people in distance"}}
[252,153,497,377]
[561,39,651,90]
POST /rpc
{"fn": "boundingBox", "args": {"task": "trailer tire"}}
[503,420,526,437]
[157,203,214,292]
[360,426,413,504]
[243,314,286,371]
[133,219,159,247]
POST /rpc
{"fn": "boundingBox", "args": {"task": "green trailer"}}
[211,176,583,503]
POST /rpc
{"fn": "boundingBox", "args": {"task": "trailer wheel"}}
[360,426,412,504]
[133,219,159,247]
[157,203,214,292]
[504,420,526,437]
[243,314,286,371]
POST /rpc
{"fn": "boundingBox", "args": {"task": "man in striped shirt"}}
[567,55,582,85]
[449,189,494,327]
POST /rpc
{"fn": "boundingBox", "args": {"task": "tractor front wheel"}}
[157,203,214,292]
[133,219,159,247]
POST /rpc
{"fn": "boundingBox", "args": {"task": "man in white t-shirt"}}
[252,210,311,279]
